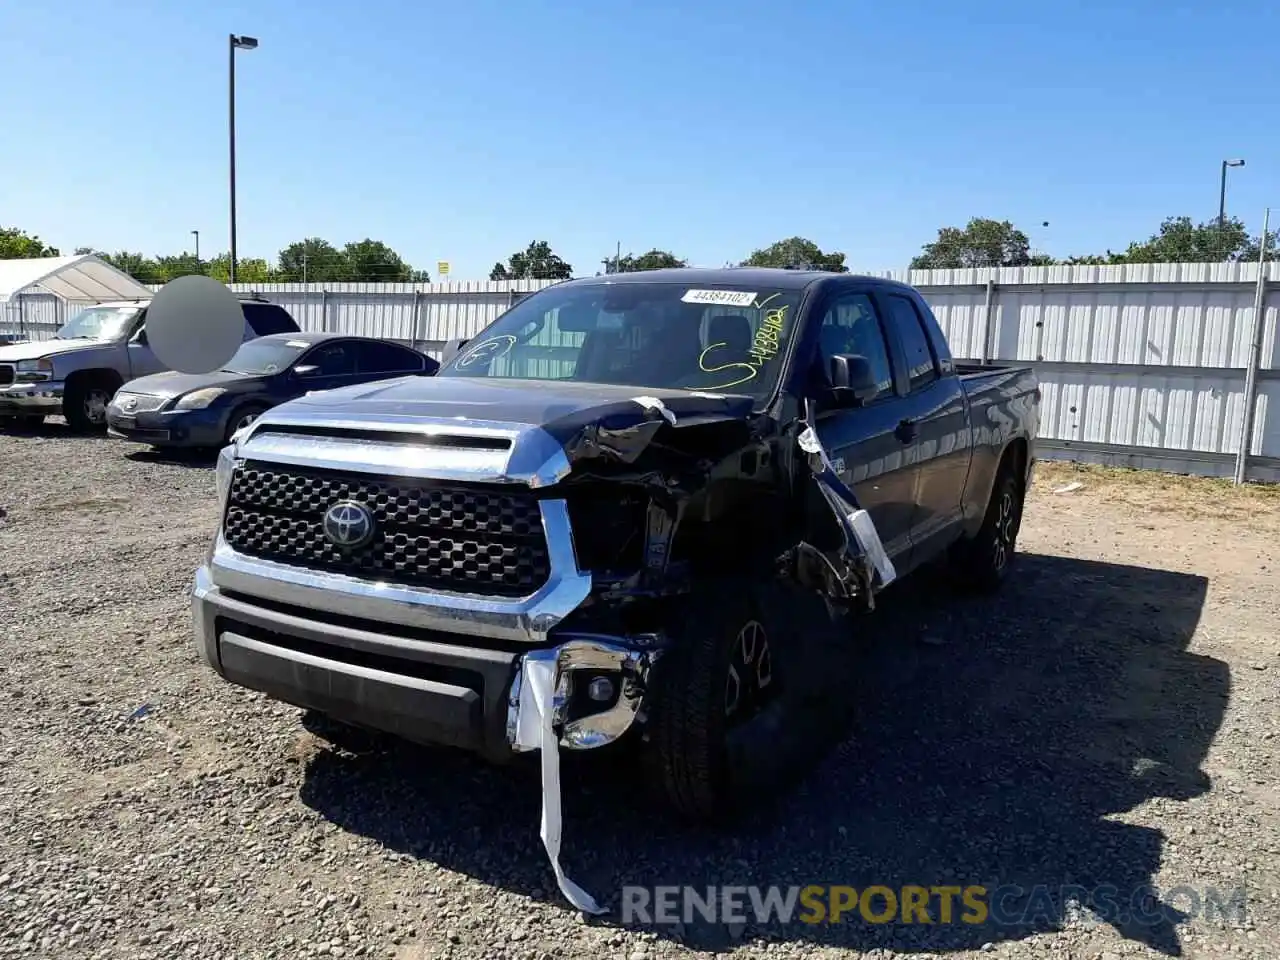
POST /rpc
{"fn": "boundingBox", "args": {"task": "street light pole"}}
[1219,158,1245,230]
[191,230,200,263]
[228,33,259,283]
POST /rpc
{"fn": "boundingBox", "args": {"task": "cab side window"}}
[884,294,939,390]
[816,292,894,398]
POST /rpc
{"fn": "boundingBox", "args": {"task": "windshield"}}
[54,306,141,341]
[222,338,310,375]
[437,282,803,399]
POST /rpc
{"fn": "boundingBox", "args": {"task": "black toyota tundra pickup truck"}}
[191,268,1040,821]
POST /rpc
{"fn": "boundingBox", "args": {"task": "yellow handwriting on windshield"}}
[696,300,790,391]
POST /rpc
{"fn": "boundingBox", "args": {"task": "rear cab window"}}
[242,302,299,336]
[883,293,940,391]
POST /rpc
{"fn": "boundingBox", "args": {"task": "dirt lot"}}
[0,422,1277,960]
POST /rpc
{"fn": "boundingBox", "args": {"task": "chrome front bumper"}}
[0,381,64,413]
[192,566,650,755]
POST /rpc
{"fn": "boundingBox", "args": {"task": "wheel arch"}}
[65,367,124,393]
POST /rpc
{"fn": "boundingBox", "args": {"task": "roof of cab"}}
[556,266,917,294]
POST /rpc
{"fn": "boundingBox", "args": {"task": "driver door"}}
[808,290,917,565]
[126,312,168,378]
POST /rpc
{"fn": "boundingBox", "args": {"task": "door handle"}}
[894,419,918,444]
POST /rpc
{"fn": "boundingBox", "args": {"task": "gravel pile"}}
[1,422,1276,960]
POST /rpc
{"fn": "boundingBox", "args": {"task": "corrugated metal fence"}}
[3,266,1277,481]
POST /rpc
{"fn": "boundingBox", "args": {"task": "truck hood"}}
[283,374,756,443]
[0,339,107,362]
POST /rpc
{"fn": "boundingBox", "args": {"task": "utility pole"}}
[229,33,259,283]
[1219,158,1245,258]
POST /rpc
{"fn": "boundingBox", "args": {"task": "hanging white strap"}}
[517,657,607,915]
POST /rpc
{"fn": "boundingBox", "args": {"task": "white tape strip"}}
[799,425,896,587]
[515,657,607,915]
[848,508,896,586]
[631,396,677,425]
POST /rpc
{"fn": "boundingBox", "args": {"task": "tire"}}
[63,377,117,433]
[950,461,1024,593]
[643,581,793,822]
[224,404,267,446]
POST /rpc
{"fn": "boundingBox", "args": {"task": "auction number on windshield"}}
[696,296,788,390]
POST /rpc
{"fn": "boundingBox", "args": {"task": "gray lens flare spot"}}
[145,275,245,374]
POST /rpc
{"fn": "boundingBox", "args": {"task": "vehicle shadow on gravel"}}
[0,420,214,469]
[0,419,104,440]
[123,447,218,468]
[299,552,1225,957]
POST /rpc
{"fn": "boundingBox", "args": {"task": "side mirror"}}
[440,338,469,366]
[132,328,149,346]
[293,364,320,378]
[828,354,879,407]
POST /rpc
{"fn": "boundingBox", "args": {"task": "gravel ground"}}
[1,420,1277,960]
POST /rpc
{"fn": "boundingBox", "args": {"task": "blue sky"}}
[3,0,1278,278]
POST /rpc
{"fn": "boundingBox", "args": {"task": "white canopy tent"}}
[0,255,153,304]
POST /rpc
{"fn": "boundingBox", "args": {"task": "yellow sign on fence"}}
[437,261,450,277]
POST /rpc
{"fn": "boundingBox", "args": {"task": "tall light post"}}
[229,33,259,283]
[191,229,200,263]
[1219,158,1245,228]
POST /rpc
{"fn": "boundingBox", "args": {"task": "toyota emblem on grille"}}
[322,501,376,549]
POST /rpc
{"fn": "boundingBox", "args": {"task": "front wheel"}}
[642,581,791,822]
[950,465,1024,593]
[64,379,115,433]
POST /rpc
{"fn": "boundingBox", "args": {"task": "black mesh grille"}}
[0,366,13,387]
[222,461,550,597]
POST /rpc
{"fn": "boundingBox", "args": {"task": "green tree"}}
[208,255,273,283]
[910,218,1033,269]
[1115,215,1259,263]
[276,238,347,282]
[95,251,164,284]
[0,227,60,259]
[612,249,688,273]
[342,238,418,282]
[154,254,207,281]
[490,240,573,280]
[740,237,847,272]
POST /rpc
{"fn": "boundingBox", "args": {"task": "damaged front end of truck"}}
[493,387,897,765]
